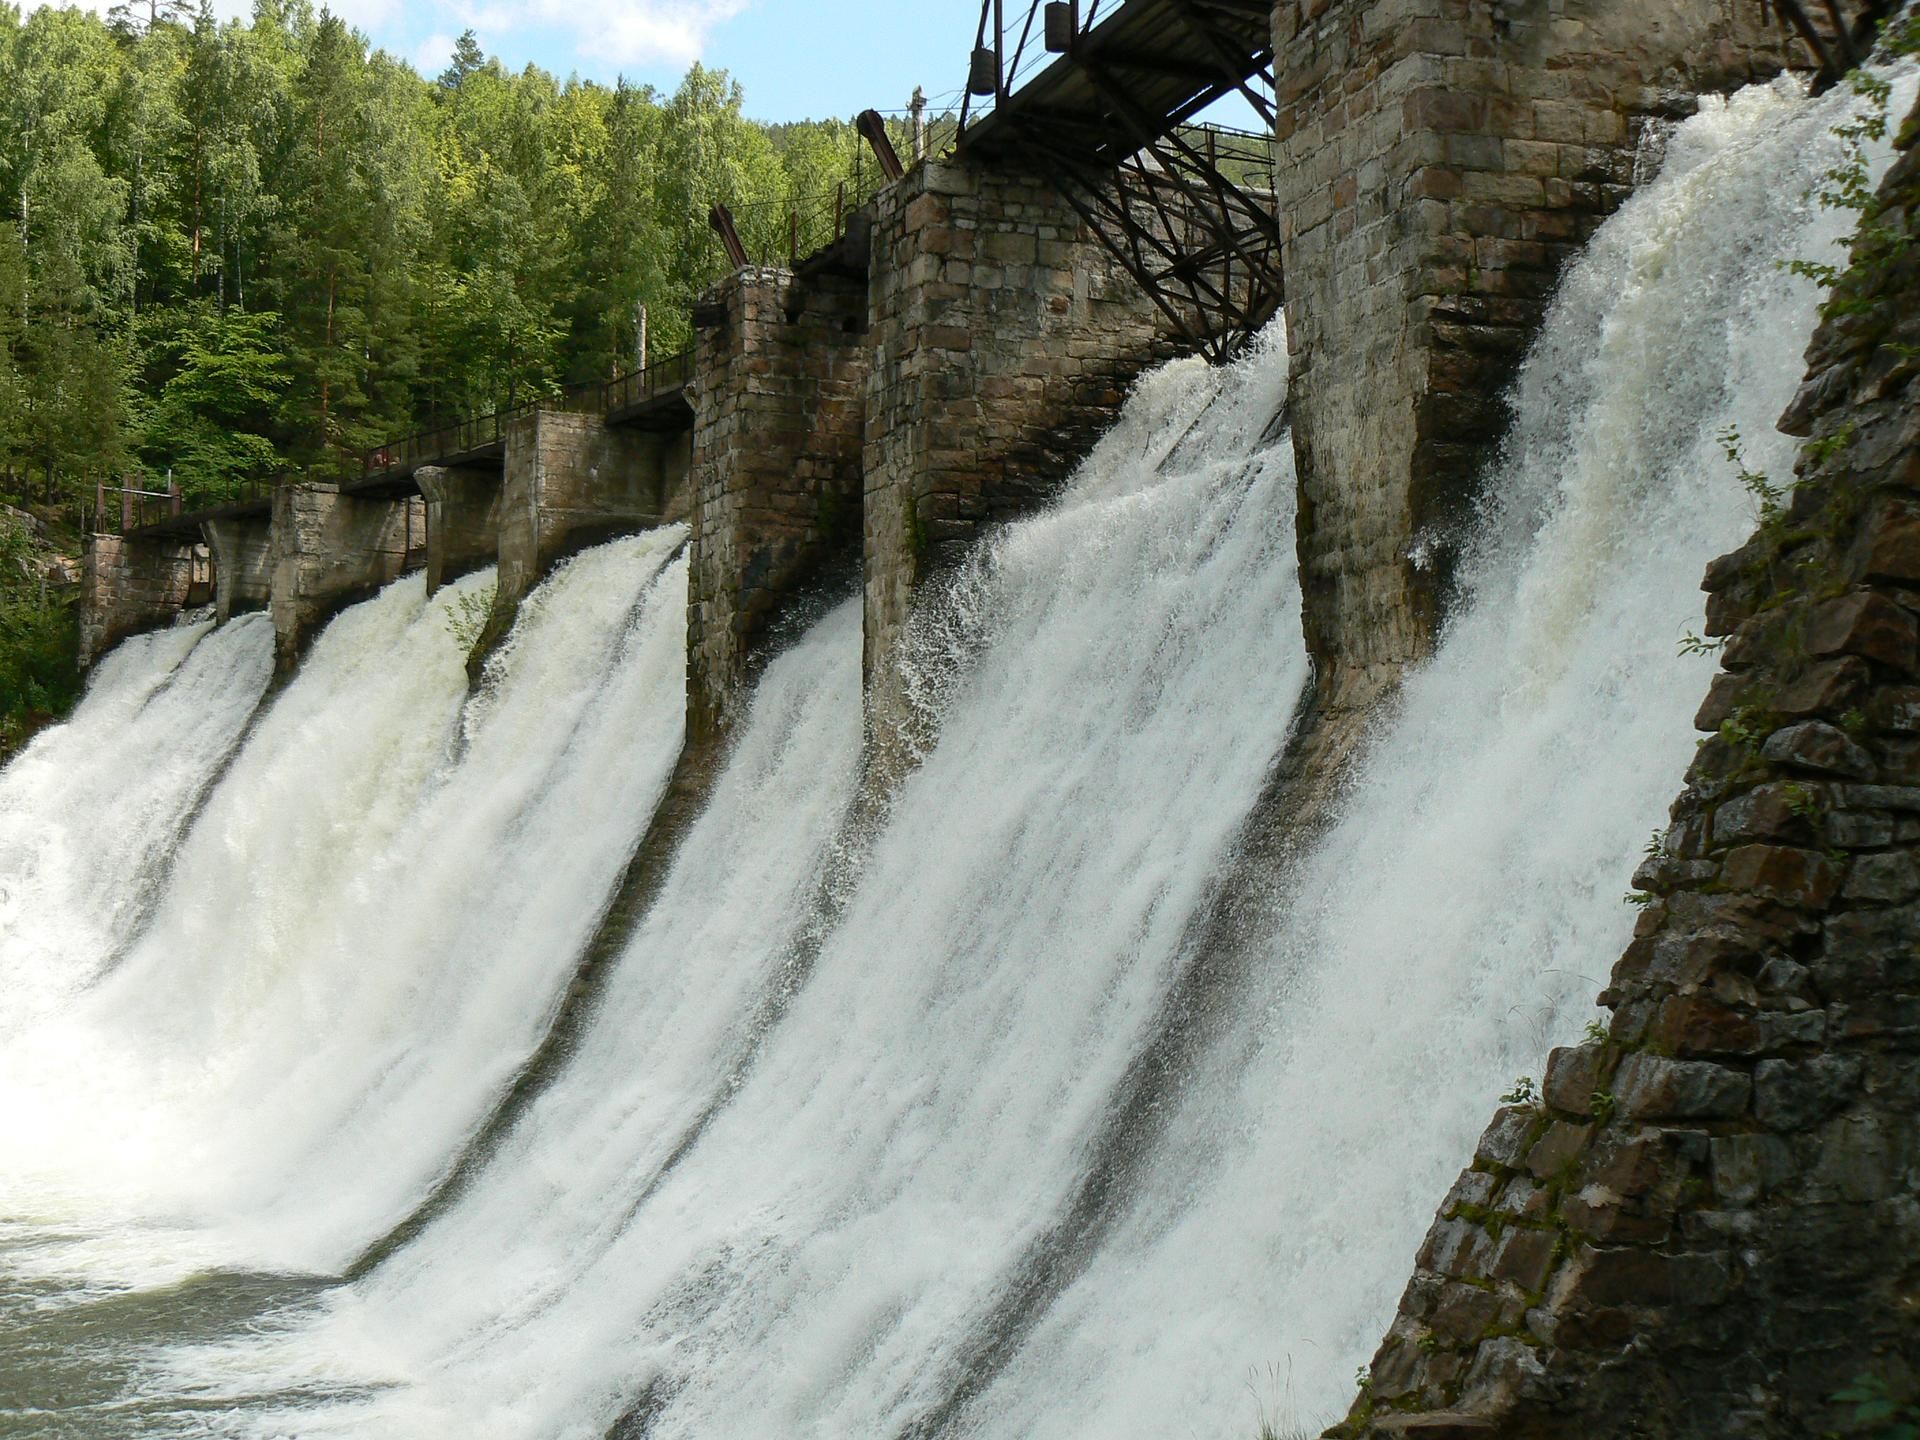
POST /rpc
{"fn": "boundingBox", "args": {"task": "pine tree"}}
[107,0,196,38]
[437,30,485,91]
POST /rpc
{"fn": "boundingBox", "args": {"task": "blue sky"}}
[385,0,988,120]
[38,0,989,122]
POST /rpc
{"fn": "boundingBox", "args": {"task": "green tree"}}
[139,299,287,504]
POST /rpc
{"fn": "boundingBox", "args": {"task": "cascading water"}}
[0,531,689,1296]
[951,72,1920,1437]
[0,615,272,1023]
[140,318,1304,1438]
[0,63,1907,1440]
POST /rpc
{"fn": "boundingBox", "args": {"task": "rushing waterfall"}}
[0,65,1910,1440]
[0,532,689,1293]
[0,615,272,1023]
[951,72,1920,1437]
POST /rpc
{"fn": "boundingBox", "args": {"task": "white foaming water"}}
[166,326,1304,1437]
[958,73,1919,1438]
[9,65,1904,1440]
[0,616,273,1024]
[0,533,688,1283]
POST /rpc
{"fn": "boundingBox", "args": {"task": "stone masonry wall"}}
[415,463,503,596]
[1336,96,1920,1440]
[1275,0,1794,705]
[78,533,198,666]
[687,265,868,743]
[495,409,680,620]
[269,483,422,671]
[203,514,272,622]
[863,159,1169,763]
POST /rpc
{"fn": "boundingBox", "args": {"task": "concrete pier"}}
[78,533,204,666]
[686,266,870,743]
[414,463,502,596]
[203,514,272,622]
[269,483,425,670]
[1274,0,1792,704]
[493,410,689,623]
[860,160,1169,765]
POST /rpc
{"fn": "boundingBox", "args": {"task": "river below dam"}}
[0,70,1911,1440]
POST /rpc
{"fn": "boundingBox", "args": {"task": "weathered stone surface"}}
[1342,91,1920,1440]
[1760,720,1876,779]
[203,515,271,622]
[1803,590,1920,672]
[495,408,682,627]
[1277,0,1792,708]
[1474,1106,1542,1168]
[415,463,502,596]
[1542,1043,1604,1115]
[689,266,867,742]
[863,160,1169,772]
[1717,844,1840,909]
[269,483,424,670]
[1753,1055,1863,1132]
[78,532,206,665]
[1842,850,1920,904]
[1525,1120,1594,1178]
[1612,1054,1750,1121]
[1709,784,1812,847]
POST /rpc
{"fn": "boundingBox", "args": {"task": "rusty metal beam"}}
[857,109,906,182]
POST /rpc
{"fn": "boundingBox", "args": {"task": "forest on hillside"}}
[0,0,908,517]
[0,0,932,754]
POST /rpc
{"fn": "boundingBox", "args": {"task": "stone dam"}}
[44,0,1920,1435]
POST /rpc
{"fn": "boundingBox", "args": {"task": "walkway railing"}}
[99,473,282,536]
[603,347,694,417]
[362,348,695,482]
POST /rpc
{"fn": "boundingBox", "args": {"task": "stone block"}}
[1613,1054,1750,1120]
[1718,844,1841,909]
[1803,590,1920,673]
[1753,1055,1864,1131]
[1761,720,1876,778]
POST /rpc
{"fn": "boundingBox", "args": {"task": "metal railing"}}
[362,348,695,482]
[101,472,284,535]
[706,184,872,273]
[603,348,694,417]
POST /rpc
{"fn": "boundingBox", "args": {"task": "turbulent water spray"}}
[1,61,1910,1440]
[0,533,689,1289]
[957,72,1920,1438]
[144,324,1302,1439]
[0,616,273,1025]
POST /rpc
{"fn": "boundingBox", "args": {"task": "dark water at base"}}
[0,1259,334,1439]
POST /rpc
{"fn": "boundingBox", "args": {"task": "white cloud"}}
[451,0,750,68]
[412,30,458,75]
[25,0,752,75]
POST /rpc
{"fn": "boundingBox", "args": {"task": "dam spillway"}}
[6,59,1919,1436]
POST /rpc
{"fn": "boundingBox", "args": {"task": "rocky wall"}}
[1336,94,1920,1440]
[269,483,423,671]
[687,266,868,743]
[1274,0,1795,705]
[78,533,200,666]
[862,159,1170,767]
